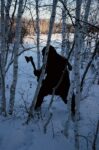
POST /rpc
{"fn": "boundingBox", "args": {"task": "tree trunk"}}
[5,0,12,66]
[9,0,24,115]
[80,0,92,68]
[35,0,40,69]
[0,0,6,115]
[74,0,82,149]
[61,0,67,56]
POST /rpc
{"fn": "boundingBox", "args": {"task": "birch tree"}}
[35,0,40,69]
[73,1,82,149]
[80,0,92,67]
[0,0,6,115]
[26,0,58,123]
[5,0,13,67]
[80,39,99,92]
[9,0,24,115]
[61,0,67,56]
[64,0,83,148]
[61,0,72,57]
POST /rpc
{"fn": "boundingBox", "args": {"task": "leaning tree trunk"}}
[0,0,7,115]
[35,0,40,69]
[26,0,58,124]
[9,0,24,115]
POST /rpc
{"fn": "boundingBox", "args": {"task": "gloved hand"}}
[34,69,40,77]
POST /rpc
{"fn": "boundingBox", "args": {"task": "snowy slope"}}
[0,34,99,150]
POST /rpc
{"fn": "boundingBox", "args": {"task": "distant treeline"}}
[0,18,98,43]
[25,19,75,34]
[24,18,99,35]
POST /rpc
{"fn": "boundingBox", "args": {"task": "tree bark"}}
[61,0,67,56]
[0,0,7,115]
[74,0,82,149]
[5,0,12,65]
[80,0,92,67]
[9,0,24,115]
[35,0,40,69]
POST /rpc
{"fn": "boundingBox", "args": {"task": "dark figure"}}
[25,45,75,114]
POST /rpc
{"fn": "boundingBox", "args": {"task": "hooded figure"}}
[34,45,75,114]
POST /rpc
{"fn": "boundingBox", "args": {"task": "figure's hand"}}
[34,70,40,77]
[34,70,38,76]
[34,70,41,81]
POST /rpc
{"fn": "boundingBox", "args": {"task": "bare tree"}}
[5,0,12,65]
[61,0,67,56]
[0,0,7,115]
[80,0,92,68]
[9,0,24,115]
[74,0,82,149]
[35,0,41,69]
[80,40,99,92]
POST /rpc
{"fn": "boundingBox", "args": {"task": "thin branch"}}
[68,40,75,60]
[92,120,99,150]
[80,40,99,92]
[43,113,53,133]
[77,134,89,150]
[59,0,99,31]
[6,46,36,73]
[59,0,75,27]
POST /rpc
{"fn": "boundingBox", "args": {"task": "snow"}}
[0,34,99,150]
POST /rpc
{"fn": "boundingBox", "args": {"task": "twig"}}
[68,40,75,60]
[6,45,36,73]
[44,113,53,133]
[18,91,29,114]
[77,134,89,150]
[92,120,99,150]
[59,0,99,31]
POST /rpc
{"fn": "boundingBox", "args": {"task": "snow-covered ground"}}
[0,34,99,150]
